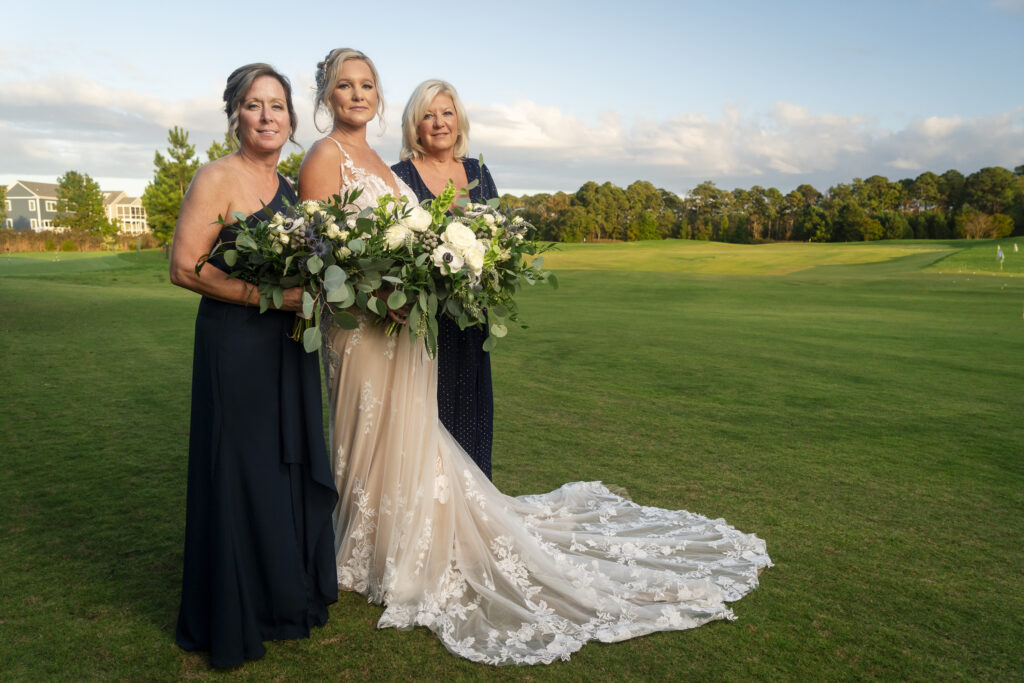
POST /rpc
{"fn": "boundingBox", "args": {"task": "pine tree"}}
[142,126,199,247]
[0,185,7,227]
[205,132,235,162]
[54,170,115,234]
[277,151,304,188]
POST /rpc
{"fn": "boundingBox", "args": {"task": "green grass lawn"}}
[2,238,1022,681]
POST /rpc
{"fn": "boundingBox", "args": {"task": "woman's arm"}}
[169,164,303,310]
[298,139,341,202]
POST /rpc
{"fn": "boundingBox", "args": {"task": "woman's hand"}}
[279,286,306,312]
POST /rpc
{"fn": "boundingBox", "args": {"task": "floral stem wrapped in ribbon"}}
[196,179,556,355]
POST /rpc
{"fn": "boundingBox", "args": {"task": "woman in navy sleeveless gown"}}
[391,80,499,479]
[168,64,337,668]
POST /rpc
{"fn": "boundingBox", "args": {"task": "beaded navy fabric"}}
[392,158,497,479]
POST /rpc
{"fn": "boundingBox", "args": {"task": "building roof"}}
[11,180,60,197]
[102,191,127,207]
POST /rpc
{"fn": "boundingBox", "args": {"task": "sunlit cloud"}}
[2,73,1022,197]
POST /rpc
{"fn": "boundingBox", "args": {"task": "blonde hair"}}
[223,63,298,147]
[314,48,385,133]
[400,79,470,161]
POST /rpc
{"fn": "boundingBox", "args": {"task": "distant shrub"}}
[0,228,157,253]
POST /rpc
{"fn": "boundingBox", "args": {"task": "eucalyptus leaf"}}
[231,211,248,223]
[382,275,403,285]
[323,264,347,289]
[307,254,323,274]
[445,298,462,317]
[325,282,352,303]
[547,272,559,289]
[415,253,429,268]
[368,295,385,316]
[302,326,321,353]
[302,291,314,318]
[259,295,270,314]
[532,256,544,270]
[338,290,356,308]
[272,287,283,310]
[490,323,508,338]
[348,238,365,254]
[224,249,238,267]
[486,197,500,210]
[387,289,407,309]
[236,232,258,251]
[333,310,359,329]
[490,304,508,319]
[482,335,497,352]
[465,178,479,191]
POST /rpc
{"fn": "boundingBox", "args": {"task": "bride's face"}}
[417,93,458,158]
[330,59,378,129]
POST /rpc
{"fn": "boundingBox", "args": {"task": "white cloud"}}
[466,99,1024,193]
[991,0,1024,15]
[2,72,1022,197]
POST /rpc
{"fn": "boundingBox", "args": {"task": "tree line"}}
[500,166,1024,243]
[20,125,1019,246]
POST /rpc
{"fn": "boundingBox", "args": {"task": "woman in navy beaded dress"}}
[391,80,498,479]
[168,63,337,668]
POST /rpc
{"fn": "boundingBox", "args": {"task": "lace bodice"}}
[324,137,417,209]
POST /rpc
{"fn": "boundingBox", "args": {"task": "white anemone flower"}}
[432,244,465,274]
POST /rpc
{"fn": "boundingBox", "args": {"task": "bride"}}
[299,48,772,666]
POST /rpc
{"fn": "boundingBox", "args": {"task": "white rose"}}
[325,222,341,239]
[512,215,524,225]
[385,224,411,250]
[400,206,433,232]
[483,213,495,226]
[335,246,352,258]
[442,222,478,252]
[431,244,464,274]
[279,233,290,245]
[272,242,284,254]
[302,200,320,216]
[463,247,484,274]
[270,213,286,228]
[338,229,350,241]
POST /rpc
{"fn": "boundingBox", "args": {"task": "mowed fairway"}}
[1,238,1022,681]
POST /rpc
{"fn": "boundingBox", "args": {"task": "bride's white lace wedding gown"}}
[320,140,772,665]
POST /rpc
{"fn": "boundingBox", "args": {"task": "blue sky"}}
[1,0,1022,197]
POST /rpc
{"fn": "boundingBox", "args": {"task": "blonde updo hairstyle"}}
[400,79,470,161]
[314,48,386,133]
[223,63,298,148]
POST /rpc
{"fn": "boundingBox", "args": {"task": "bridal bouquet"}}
[346,180,556,356]
[195,190,369,352]
[197,181,555,355]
